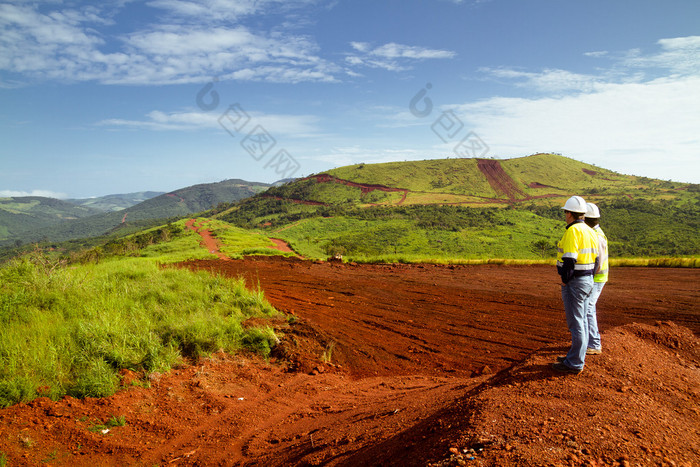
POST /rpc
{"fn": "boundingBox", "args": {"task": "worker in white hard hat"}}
[552,195,599,375]
[583,202,608,356]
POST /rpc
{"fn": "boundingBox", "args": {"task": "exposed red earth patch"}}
[476,159,528,201]
[1,255,696,466]
[268,238,297,255]
[184,218,229,260]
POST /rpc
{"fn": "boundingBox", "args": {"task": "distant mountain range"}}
[67,192,166,213]
[0,179,272,245]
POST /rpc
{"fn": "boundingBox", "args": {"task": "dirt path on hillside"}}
[310,174,409,205]
[186,219,296,258]
[185,218,230,260]
[0,258,697,466]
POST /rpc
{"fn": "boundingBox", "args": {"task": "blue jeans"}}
[561,276,594,370]
[586,282,605,351]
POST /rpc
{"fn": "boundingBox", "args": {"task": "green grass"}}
[140,218,293,262]
[609,257,700,267]
[0,253,282,407]
[327,158,497,197]
[121,219,218,263]
[198,218,293,259]
[501,153,698,204]
[274,208,564,261]
[87,415,127,433]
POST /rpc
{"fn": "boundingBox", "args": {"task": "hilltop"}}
[260,153,693,207]
[214,154,699,261]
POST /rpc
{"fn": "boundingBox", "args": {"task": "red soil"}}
[269,238,296,254]
[185,218,229,260]
[477,159,527,201]
[0,258,697,466]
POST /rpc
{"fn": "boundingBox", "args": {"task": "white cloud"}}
[625,35,700,76]
[584,51,608,58]
[0,189,68,199]
[147,0,322,21]
[346,41,456,72]
[99,109,321,136]
[452,76,700,183]
[0,2,336,85]
[480,67,604,94]
[410,36,700,183]
[371,43,455,60]
[146,0,260,19]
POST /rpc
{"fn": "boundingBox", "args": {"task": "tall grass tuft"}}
[0,253,281,407]
[610,257,699,268]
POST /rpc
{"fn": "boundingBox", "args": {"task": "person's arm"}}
[559,257,576,284]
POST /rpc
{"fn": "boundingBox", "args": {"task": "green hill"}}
[1,179,270,246]
[67,191,165,212]
[214,154,699,261]
[301,153,691,206]
[0,197,101,244]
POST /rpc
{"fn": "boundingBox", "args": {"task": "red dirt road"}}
[185,219,230,260]
[0,257,698,466]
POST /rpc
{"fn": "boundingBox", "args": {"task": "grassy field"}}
[270,207,564,262]
[0,247,283,408]
[327,158,497,197]
[0,215,302,408]
[190,218,293,259]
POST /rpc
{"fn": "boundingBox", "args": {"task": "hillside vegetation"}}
[212,154,699,262]
[1,179,270,247]
[0,197,101,243]
[0,219,285,408]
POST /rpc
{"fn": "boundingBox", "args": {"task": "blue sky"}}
[1,0,699,198]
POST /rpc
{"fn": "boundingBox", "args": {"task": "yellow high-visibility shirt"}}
[593,225,609,283]
[557,220,599,281]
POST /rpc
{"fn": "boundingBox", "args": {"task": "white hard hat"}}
[585,202,601,218]
[561,196,587,213]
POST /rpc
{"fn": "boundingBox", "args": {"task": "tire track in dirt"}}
[138,372,328,465]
